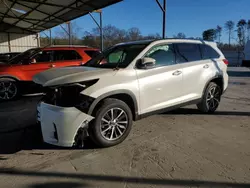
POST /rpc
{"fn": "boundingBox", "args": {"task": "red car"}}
[0,46,100,101]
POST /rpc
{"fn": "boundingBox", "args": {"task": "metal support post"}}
[155,0,167,38]
[68,22,72,45]
[49,29,52,45]
[89,9,103,51]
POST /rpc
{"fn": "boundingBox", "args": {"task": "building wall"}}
[0,33,39,53]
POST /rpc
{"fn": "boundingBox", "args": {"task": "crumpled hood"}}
[33,66,115,87]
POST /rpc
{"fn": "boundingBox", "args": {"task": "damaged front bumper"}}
[37,102,94,147]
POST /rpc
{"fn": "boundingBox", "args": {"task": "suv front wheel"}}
[0,78,19,101]
[197,82,222,113]
[89,98,133,147]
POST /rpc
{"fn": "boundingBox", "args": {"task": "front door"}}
[136,43,183,114]
[20,50,53,80]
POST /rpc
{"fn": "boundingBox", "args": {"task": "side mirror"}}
[137,57,156,69]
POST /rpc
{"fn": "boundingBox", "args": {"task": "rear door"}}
[175,43,207,101]
[51,50,83,68]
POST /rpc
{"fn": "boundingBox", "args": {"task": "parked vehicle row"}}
[0,46,100,101]
[0,52,21,63]
[34,39,229,148]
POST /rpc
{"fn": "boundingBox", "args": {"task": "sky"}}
[49,0,249,43]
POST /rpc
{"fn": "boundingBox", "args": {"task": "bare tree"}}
[55,21,82,44]
[143,33,161,40]
[127,27,142,41]
[173,32,186,39]
[224,20,235,46]
[216,25,222,43]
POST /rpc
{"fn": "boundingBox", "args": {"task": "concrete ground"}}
[0,67,250,188]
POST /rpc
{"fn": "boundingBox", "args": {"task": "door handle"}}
[50,64,55,68]
[203,64,209,69]
[172,70,182,76]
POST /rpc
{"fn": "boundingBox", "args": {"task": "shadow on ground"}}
[27,182,89,188]
[0,124,97,154]
[0,168,250,188]
[0,106,249,155]
[164,108,250,116]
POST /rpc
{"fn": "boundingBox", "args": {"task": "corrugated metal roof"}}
[0,0,122,34]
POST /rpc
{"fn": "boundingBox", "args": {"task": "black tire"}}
[0,78,19,102]
[197,82,222,113]
[89,98,133,147]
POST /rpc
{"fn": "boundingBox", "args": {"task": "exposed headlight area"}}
[41,79,98,110]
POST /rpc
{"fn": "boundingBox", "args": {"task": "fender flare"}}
[0,75,20,81]
[87,89,139,119]
[202,75,224,96]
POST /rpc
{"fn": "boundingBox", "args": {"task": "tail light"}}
[223,59,229,66]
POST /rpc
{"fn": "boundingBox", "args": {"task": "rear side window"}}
[200,44,220,59]
[85,50,101,58]
[175,43,202,63]
[53,50,82,61]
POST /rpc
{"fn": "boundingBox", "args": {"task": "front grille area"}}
[41,84,95,112]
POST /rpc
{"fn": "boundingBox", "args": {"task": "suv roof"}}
[116,38,217,46]
[40,45,99,51]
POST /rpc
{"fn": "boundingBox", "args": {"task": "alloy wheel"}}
[206,86,220,110]
[100,107,128,141]
[0,81,17,100]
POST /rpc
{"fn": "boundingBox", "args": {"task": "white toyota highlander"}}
[33,39,229,148]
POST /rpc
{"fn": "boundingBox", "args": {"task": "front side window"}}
[200,44,220,59]
[8,48,41,64]
[31,50,52,63]
[176,43,202,63]
[53,50,82,61]
[84,44,148,69]
[145,44,176,67]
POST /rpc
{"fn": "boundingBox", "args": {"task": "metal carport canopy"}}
[0,0,122,34]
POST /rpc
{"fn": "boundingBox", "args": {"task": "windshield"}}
[8,48,41,64]
[84,44,148,68]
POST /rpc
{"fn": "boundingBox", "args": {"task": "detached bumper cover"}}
[37,102,94,147]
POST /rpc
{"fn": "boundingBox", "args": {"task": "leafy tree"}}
[202,29,216,41]
[224,20,235,46]
[173,32,186,39]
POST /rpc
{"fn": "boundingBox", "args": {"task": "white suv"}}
[34,39,229,148]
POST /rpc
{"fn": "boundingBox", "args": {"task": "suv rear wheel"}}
[89,98,133,147]
[197,82,222,113]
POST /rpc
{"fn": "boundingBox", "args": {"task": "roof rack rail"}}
[47,45,92,48]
